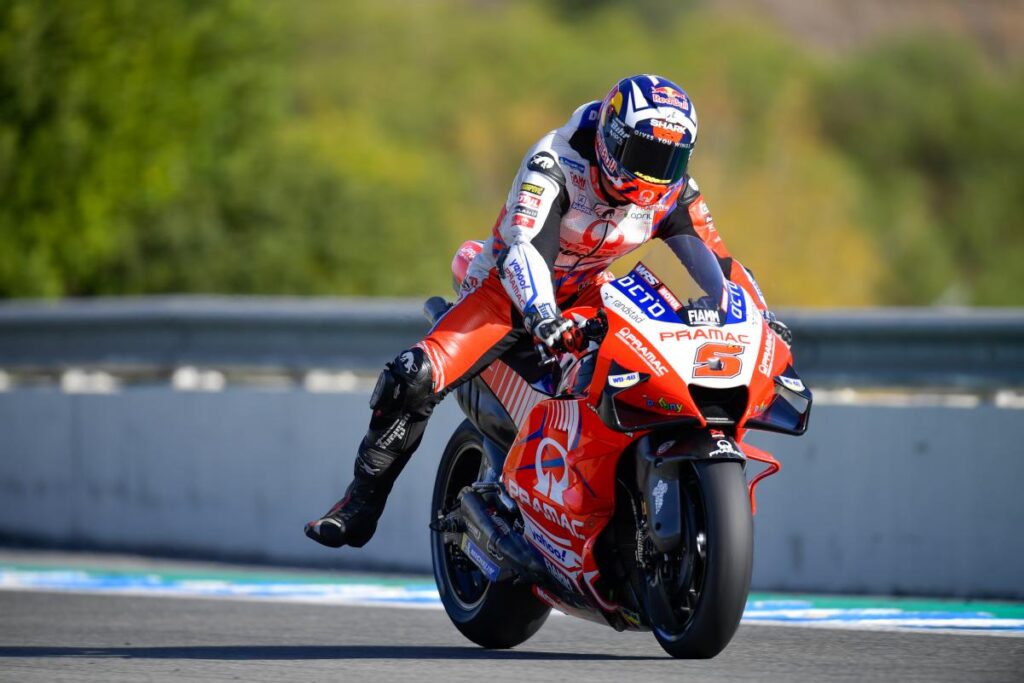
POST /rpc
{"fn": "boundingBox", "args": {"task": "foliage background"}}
[1,0,1021,305]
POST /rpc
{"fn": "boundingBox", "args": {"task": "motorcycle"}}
[424,235,811,659]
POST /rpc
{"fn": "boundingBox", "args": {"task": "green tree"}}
[818,36,1024,304]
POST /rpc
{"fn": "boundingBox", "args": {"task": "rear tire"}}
[653,460,753,659]
[430,420,550,649]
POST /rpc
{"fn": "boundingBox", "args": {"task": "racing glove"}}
[764,311,793,347]
[525,312,574,353]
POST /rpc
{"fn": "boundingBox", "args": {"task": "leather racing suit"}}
[419,99,768,393]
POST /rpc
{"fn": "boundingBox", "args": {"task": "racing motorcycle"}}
[425,235,811,659]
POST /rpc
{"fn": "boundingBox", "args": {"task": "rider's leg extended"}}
[305,274,519,549]
[304,347,438,548]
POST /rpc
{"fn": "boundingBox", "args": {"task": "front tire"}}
[430,420,550,649]
[652,459,753,658]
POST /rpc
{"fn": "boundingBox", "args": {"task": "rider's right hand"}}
[525,312,575,353]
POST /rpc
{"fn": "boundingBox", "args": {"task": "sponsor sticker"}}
[605,294,645,324]
[520,182,545,196]
[651,119,685,143]
[779,376,805,393]
[646,397,684,413]
[651,86,689,109]
[559,156,585,173]
[542,557,578,593]
[517,192,542,209]
[709,439,743,458]
[634,263,660,287]
[652,479,668,514]
[570,194,594,215]
[725,281,747,324]
[597,138,618,174]
[506,479,586,542]
[514,206,538,218]
[687,307,720,326]
[660,328,750,344]
[607,372,641,389]
[758,328,776,376]
[461,538,501,581]
[615,326,669,377]
[610,273,681,323]
[512,214,535,228]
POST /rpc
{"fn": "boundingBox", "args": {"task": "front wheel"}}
[430,419,550,649]
[651,459,753,659]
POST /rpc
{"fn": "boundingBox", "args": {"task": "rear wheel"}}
[649,460,752,659]
[430,420,550,649]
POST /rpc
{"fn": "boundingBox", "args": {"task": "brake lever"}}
[535,342,559,367]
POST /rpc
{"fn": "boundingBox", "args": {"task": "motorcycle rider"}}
[305,74,791,549]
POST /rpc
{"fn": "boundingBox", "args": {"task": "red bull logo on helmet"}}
[651,86,689,110]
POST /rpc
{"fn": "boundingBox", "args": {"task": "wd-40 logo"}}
[607,371,641,388]
[779,375,805,393]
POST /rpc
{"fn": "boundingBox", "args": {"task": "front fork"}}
[635,430,747,554]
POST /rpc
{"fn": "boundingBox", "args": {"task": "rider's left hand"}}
[765,311,793,347]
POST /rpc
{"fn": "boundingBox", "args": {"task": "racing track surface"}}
[2,589,1022,683]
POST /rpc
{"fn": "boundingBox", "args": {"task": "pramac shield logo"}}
[532,401,580,505]
[534,437,569,504]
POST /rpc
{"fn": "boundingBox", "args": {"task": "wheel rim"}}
[435,439,489,611]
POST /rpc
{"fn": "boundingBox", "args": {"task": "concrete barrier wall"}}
[1,388,1022,598]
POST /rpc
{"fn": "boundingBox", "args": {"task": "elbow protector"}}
[497,242,558,321]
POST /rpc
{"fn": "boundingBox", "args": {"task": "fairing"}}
[452,254,810,626]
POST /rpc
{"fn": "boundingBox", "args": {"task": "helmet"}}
[595,74,697,207]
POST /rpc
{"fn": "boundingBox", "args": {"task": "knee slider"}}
[369,348,435,418]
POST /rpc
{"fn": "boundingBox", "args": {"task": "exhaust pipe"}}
[458,487,547,580]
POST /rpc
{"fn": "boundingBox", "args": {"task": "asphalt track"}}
[2,587,1022,683]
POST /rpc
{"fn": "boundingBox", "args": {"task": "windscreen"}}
[663,234,727,311]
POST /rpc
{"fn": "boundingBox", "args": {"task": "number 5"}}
[692,343,744,379]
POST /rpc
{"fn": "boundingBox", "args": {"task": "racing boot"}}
[303,441,410,548]
[305,348,437,549]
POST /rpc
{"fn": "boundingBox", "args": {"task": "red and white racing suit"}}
[417,100,768,395]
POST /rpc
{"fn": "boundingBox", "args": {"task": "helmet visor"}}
[618,132,692,185]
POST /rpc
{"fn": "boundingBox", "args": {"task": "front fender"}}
[635,431,745,553]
